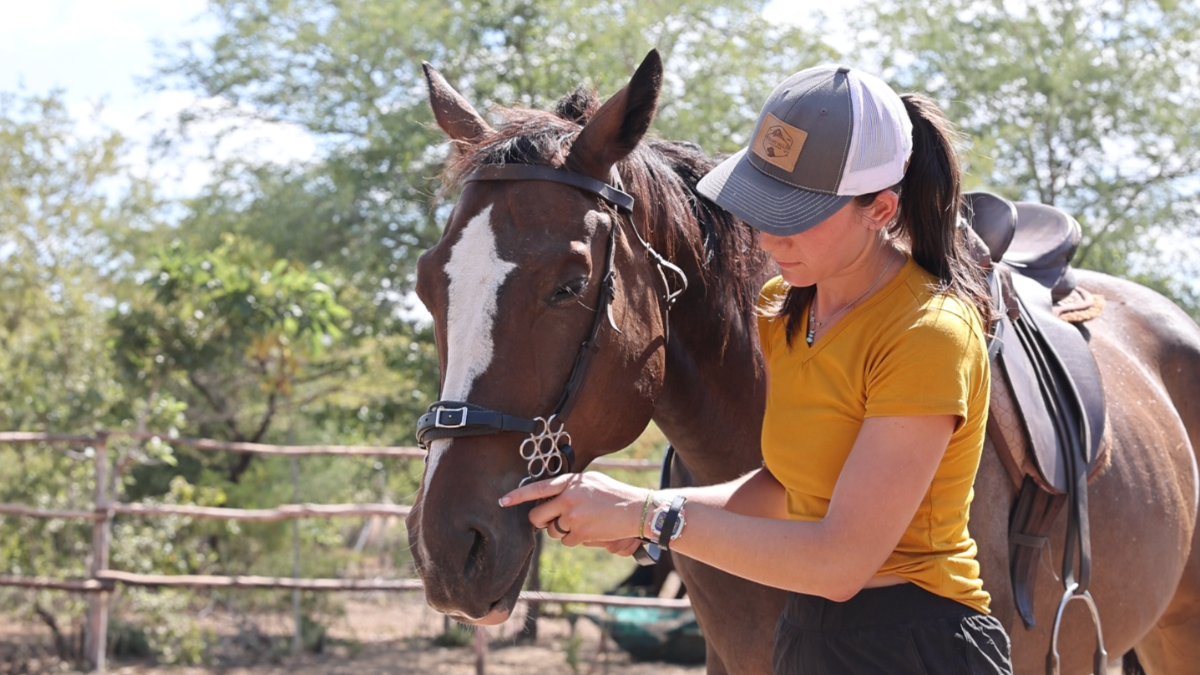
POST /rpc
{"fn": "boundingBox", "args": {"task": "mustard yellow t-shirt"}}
[757,256,992,614]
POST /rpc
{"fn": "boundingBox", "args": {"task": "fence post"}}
[85,433,111,672]
[474,625,487,675]
[519,531,543,642]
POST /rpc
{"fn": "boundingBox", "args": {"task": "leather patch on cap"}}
[751,113,808,172]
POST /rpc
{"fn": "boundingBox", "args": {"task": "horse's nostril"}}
[464,527,487,578]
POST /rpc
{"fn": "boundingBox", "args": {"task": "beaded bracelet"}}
[638,490,655,539]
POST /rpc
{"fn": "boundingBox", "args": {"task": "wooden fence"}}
[0,431,686,672]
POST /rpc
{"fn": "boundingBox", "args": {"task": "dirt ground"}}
[1,594,705,675]
[1,595,1127,674]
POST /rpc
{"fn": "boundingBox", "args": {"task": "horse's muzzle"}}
[408,493,535,623]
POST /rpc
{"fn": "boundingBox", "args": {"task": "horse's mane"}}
[442,86,770,321]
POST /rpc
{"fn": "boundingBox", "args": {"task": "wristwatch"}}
[649,495,687,551]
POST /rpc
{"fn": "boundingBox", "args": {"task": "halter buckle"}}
[433,406,470,429]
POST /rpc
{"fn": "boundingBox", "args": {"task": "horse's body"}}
[407,52,1200,674]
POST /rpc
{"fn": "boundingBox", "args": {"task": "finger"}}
[527,499,564,530]
[605,539,641,557]
[551,517,571,537]
[499,474,573,507]
[616,540,643,557]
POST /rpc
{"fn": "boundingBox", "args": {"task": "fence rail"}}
[0,430,684,673]
[0,504,103,520]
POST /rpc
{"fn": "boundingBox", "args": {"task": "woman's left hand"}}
[499,472,647,547]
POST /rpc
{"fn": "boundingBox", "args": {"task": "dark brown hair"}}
[776,92,993,346]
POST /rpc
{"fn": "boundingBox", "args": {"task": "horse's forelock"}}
[442,108,580,190]
[554,86,600,126]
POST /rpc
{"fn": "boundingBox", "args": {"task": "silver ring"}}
[552,518,570,536]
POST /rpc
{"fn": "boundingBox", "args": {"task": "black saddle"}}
[963,192,1109,673]
[962,192,1106,489]
[963,192,1081,302]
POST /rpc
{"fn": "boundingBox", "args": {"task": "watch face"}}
[653,509,683,538]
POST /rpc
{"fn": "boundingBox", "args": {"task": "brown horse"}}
[406,51,1200,674]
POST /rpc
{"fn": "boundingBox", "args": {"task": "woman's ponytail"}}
[894,93,994,330]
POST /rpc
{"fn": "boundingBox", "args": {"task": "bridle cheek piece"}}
[415,164,687,491]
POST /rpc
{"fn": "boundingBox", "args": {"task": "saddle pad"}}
[1054,287,1106,323]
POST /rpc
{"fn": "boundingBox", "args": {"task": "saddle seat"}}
[962,192,1081,302]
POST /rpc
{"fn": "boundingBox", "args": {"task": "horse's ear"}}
[423,61,492,143]
[565,50,662,181]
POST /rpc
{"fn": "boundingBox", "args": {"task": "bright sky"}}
[0,0,316,198]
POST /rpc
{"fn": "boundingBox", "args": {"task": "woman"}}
[500,64,1013,674]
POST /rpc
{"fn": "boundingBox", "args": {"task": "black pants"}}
[773,583,1012,674]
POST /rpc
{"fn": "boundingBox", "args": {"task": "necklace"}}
[806,250,900,347]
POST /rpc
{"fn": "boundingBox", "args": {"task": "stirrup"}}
[1047,583,1106,675]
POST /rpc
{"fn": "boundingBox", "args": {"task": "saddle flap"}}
[994,313,1068,491]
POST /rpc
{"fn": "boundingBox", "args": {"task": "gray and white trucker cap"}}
[697,65,913,236]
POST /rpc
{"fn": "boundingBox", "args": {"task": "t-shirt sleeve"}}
[864,299,984,423]
[757,276,787,361]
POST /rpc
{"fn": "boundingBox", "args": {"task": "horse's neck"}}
[653,282,769,486]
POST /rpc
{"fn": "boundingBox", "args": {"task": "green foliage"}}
[0,92,134,433]
[111,234,350,449]
[117,588,214,665]
[154,0,833,309]
[857,0,1200,316]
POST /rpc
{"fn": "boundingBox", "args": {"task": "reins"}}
[415,164,688,491]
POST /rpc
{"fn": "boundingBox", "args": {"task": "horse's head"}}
[407,51,674,624]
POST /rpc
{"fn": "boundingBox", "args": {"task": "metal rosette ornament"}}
[518,415,573,486]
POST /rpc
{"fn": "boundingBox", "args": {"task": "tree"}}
[0,92,134,434]
[856,0,1200,315]
[111,234,352,479]
[154,0,834,298]
[0,90,216,665]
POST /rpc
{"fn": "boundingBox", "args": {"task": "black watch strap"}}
[657,495,687,552]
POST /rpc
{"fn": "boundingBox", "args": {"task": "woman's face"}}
[757,192,898,288]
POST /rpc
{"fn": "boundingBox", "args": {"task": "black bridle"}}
[415,164,687,491]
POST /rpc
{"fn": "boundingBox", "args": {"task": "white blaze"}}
[424,205,517,492]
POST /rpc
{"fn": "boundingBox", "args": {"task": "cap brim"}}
[697,149,853,236]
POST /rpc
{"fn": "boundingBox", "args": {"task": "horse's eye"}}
[551,278,588,304]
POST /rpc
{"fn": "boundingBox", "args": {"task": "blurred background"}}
[1,0,1198,672]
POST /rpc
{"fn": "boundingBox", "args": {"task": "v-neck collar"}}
[802,255,916,360]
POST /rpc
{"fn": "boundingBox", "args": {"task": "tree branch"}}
[188,371,246,442]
